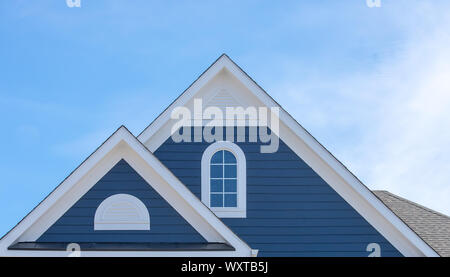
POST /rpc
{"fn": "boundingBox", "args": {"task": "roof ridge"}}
[374,190,450,220]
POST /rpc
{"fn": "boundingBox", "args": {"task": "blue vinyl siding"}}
[37,159,205,243]
[154,127,403,257]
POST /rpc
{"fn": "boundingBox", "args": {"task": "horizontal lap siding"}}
[37,160,205,243]
[154,127,403,257]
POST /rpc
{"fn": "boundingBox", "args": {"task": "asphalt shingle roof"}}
[373,190,450,257]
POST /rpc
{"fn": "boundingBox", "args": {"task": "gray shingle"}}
[373,190,450,257]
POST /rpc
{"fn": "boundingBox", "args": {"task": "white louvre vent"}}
[94,194,150,230]
[206,89,242,110]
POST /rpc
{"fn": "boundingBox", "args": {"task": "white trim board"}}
[137,54,439,257]
[0,126,253,257]
[2,250,243,257]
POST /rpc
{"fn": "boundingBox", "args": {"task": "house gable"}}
[155,127,403,257]
[139,54,438,257]
[37,159,205,243]
[0,126,253,257]
[0,55,439,257]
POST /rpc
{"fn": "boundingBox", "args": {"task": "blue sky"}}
[1,0,450,236]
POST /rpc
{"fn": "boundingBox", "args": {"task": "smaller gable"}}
[37,159,205,243]
[0,126,253,257]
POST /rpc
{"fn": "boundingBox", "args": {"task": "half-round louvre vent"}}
[94,194,150,230]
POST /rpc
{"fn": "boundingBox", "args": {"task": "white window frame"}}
[201,141,246,218]
[94,194,150,230]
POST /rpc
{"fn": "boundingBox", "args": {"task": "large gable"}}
[154,126,404,257]
[137,54,438,257]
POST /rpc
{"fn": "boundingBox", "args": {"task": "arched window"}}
[201,141,246,218]
[94,194,150,230]
[210,150,238,208]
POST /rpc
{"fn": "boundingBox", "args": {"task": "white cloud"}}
[356,30,450,215]
[275,2,450,215]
